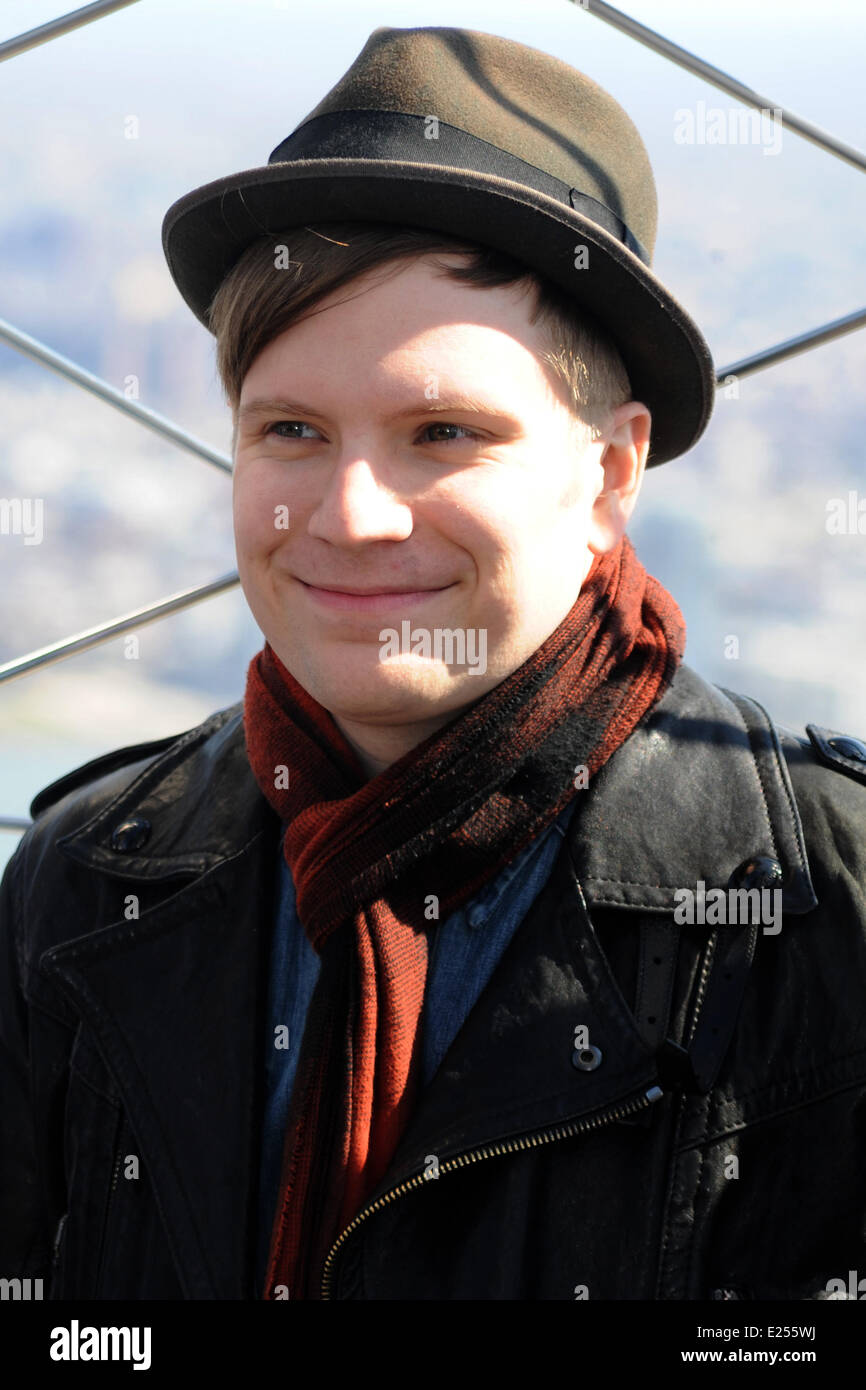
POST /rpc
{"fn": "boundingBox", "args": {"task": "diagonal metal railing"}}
[1,0,864,832]
[0,573,241,687]
[578,0,866,173]
[718,308,866,382]
[0,319,232,473]
[0,0,141,64]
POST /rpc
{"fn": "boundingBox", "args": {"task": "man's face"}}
[232,254,627,760]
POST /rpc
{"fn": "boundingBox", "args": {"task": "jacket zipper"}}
[320,1082,665,1299]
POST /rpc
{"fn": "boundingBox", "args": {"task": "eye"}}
[265,420,321,440]
[419,422,479,443]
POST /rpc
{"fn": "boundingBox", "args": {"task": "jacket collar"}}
[570,665,817,915]
[51,663,816,913]
[53,704,266,880]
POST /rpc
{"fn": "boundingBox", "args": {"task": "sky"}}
[1,0,864,866]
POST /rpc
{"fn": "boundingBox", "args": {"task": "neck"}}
[333,710,457,780]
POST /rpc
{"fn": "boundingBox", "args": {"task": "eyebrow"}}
[235,395,513,426]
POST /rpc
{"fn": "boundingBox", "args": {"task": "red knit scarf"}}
[244,535,685,1299]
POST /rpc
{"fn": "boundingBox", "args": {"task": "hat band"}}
[268,109,651,268]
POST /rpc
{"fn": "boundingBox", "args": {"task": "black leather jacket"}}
[2,663,866,1300]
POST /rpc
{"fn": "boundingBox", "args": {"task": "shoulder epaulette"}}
[29,732,181,819]
[805,724,866,786]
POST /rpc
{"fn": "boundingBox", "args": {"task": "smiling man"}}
[3,25,866,1309]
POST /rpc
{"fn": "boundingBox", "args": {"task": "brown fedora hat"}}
[162,25,715,466]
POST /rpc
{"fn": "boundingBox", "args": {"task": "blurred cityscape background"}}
[1,0,864,870]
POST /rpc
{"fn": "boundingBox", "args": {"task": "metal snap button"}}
[572,1043,603,1072]
[728,855,783,893]
[829,735,866,763]
[110,816,151,852]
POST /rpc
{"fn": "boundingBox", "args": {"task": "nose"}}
[306,453,414,545]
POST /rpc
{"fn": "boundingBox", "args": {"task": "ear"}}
[586,402,651,555]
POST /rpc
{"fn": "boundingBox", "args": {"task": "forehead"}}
[237,256,550,405]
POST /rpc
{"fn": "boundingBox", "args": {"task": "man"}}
[3,25,866,1304]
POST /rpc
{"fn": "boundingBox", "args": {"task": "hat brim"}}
[162,159,715,465]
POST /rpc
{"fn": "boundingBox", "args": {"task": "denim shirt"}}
[256,797,578,1291]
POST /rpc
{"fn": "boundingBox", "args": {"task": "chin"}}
[297,656,466,722]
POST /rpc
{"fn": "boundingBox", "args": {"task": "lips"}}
[298,579,453,612]
[299,581,446,595]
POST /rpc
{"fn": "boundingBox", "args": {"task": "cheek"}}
[233,466,284,556]
[436,476,522,558]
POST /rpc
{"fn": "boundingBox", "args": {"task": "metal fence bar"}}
[0,0,140,63]
[578,0,866,174]
[0,319,232,474]
[716,307,866,382]
[0,572,240,685]
[0,817,33,833]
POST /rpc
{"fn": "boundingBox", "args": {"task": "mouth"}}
[297,579,455,612]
